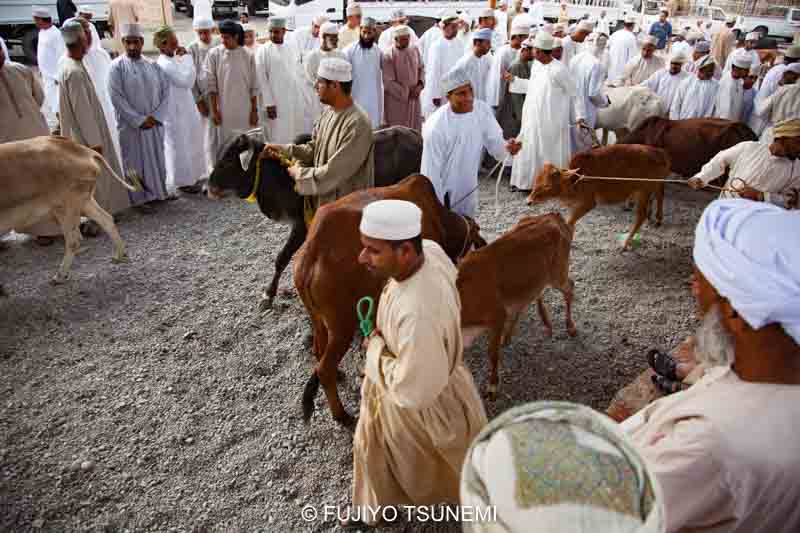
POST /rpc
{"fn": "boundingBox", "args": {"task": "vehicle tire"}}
[22,28,38,65]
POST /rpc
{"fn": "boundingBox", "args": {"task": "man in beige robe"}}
[0,36,61,242]
[711,17,736,71]
[381,25,423,131]
[58,20,130,217]
[261,57,374,211]
[343,199,487,528]
[616,35,665,87]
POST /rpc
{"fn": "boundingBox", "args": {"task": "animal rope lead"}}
[572,174,750,193]
[357,296,375,337]
[244,159,262,203]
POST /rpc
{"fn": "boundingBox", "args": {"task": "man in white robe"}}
[205,20,259,164]
[242,24,258,52]
[616,36,665,87]
[487,21,528,112]
[607,16,638,82]
[753,65,800,145]
[255,17,305,144]
[671,30,693,58]
[421,67,521,217]
[511,32,575,192]
[108,23,170,206]
[187,17,218,178]
[343,17,383,128]
[670,55,719,120]
[302,22,344,130]
[338,3,362,51]
[743,65,759,126]
[560,19,592,68]
[641,50,689,112]
[472,8,504,52]
[33,6,64,118]
[154,26,205,194]
[342,200,488,529]
[422,13,462,116]
[570,44,609,154]
[417,12,445,66]
[688,119,800,208]
[377,9,419,53]
[750,45,799,137]
[715,52,751,122]
[624,198,800,533]
[594,10,611,36]
[723,32,760,75]
[452,28,493,104]
[291,15,327,57]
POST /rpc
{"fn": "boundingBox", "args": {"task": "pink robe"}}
[381,45,424,131]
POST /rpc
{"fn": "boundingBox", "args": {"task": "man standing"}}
[743,64,759,125]
[423,12,463,114]
[154,26,205,194]
[688,119,800,208]
[512,32,575,192]
[671,29,692,58]
[751,45,800,136]
[641,51,689,112]
[108,23,170,207]
[58,20,130,217]
[571,40,610,153]
[670,56,719,120]
[108,0,139,55]
[303,22,344,130]
[473,7,503,52]
[487,20,529,125]
[255,17,305,144]
[187,16,218,177]
[381,25,423,130]
[417,10,446,66]
[608,15,639,82]
[506,37,534,138]
[561,19,593,68]
[754,66,800,144]
[377,9,419,53]
[338,3,362,50]
[343,199,488,529]
[617,36,665,86]
[711,15,737,70]
[261,58,374,210]
[344,17,383,128]
[292,15,327,56]
[0,36,61,243]
[595,10,611,36]
[715,52,751,122]
[452,28,493,104]
[204,20,259,164]
[33,6,64,119]
[421,67,521,217]
[649,8,672,51]
[723,32,761,75]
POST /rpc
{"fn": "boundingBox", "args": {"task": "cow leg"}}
[487,311,506,401]
[81,197,128,263]
[536,298,553,338]
[623,192,649,250]
[260,221,307,311]
[304,332,353,426]
[51,206,81,284]
[566,200,595,231]
[654,185,664,227]
[501,310,522,347]
[560,278,577,337]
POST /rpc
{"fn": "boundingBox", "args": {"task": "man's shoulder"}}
[4,61,32,76]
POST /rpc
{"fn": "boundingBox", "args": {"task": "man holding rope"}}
[688,118,800,210]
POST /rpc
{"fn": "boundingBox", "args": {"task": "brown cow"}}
[294,174,487,426]
[0,136,138,292]
[527,144,671,250]
[620,117,757,177]
[458,212,577,400]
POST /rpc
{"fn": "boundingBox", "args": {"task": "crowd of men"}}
[2,0,800,531]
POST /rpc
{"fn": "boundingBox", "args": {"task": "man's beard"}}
[695,305,736,369]
[359,37,374,48]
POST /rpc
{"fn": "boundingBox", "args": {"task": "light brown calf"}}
[0,136,137,291]
[527,144,671,250]
[457,213,577,399]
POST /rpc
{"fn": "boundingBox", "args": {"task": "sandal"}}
[647,348,679,381]
[651,374,688,395]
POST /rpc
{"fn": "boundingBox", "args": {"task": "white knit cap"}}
[268,17,286,29]
[731,52,752,69]
[193,17,214,30]
[32,6,51,18]
[121,22,144,38]
[478,7,495,18]
[745,32,759,41]
[625,14,637,24]
[577,20,593,32]
[473,27,493,41]
[642,35,658,46]
[510,21,530,36]
[393,25,411,38]
[60,18,84,44]
[669,51,688,63]
[696,54,716,69]
[346,3,362,16]
[534,31,554,50]
[441,66,471,94]
[390,8,405,21]
[320,22,338,35]
[317,57,352,82]
[360,200,422,241]
[312,15,328,26]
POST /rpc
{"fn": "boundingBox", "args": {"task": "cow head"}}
[527,164,581,205]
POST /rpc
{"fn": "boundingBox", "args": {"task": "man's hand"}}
[196,100,209,117]
[433,98,441,107]
[176,46,187,56]
[212,108,222,126]
[287,161,301,180]
[266,106,277,120]
[502,71,514,82]
[738,185,764,202]
[259,144,284,160]
[687,177,705,190]
[506,138,522,156]
[249,108,259,127]
[139,116,157,129]
[576,118,588,128]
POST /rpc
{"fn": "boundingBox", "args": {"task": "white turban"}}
[477,7,495,19]
[393,25,411,38]
[745,32,759,41]
[317,57,352,82]
[312,15,328,26]
[642,35,658,47]
[693,199,800,344]
[731,51,752,69]
[669,50,688,63]
[533,31,554,50]
[441,66,471,94]
[121,22,144,38]
[346,3,362,16]
[577,19,593,32]
[461,401,666,533]
[193,17,214,30]
[320,22,338,36]
[360,200,422,241]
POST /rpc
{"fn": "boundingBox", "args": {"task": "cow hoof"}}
[258,295,273,312]
[335,413,357,431]
[567,323,578,337]
[112,254,130,264]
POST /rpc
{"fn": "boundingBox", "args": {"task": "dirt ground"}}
[0,172,714,531]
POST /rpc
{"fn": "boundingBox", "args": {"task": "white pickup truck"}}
[0,0,110,62]
[735,6,800,43]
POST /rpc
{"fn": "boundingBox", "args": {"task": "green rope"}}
[357,296,375,337]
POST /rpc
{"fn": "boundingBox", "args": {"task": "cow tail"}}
[296,235,321,423]
[94,153,139,192]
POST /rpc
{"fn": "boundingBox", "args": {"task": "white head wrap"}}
[193,18,214,30]
[346,3,362,16]
[731,51,752,69]
[510,21,530,37]
[312,15,328,26]
[393,25,411,38]
[360,200,422,241]
[461,402,666,533]
[625,14,637,24]
[32,6,51,18]
[669,51,688,63]
[473,27,493,41]
[534,31,555,50]
[320,22,338,36]
[441,10,459,24]
[441,66,471,94]
[696,54,715,69]
[478,7,495,19]
[577,19,593,32]
[121,22,144,38]
[745,32,759,41]
[317,57,352,82]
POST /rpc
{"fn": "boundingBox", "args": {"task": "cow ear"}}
[444,192,451,210]
[239,147,255,171]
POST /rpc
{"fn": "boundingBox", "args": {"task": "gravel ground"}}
[0,171,714,531]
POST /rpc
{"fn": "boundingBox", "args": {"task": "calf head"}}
[527,164,581,205]
[207,134,260,200]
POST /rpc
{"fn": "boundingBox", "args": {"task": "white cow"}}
[597,86,667,144]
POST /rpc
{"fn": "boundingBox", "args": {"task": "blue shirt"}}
[649,21,672,49]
